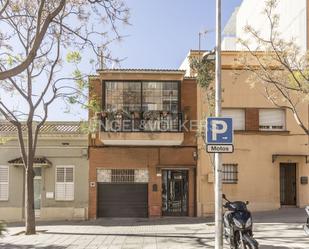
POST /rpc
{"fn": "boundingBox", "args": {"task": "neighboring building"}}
[0,122,88,222]
[88,69,198,218]
[222,0,308,51]
[181,50,309,216]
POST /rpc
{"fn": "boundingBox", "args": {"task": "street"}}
[0,208,308,249]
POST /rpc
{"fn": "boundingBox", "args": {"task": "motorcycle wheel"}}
[241,234,259,249]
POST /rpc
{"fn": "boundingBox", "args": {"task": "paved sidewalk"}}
[0,208,308,249]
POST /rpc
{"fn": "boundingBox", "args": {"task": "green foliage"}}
[190,56,215,89]
[72,69,87,90]
[66,51,82,64]
[190,55,216,115]
[0,221,6,236]
[87,98,101,113]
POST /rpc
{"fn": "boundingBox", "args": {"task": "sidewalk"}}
[0,208,308,249]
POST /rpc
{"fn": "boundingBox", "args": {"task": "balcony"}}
[99,111,184,146]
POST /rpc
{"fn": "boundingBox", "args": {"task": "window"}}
[259,109,285,131]
[111,169,135,183]
[0,166,9,201]
[222,164,238,184]
[105,81,179,113]
[222,109,245,130]
[104,81,180,132]
[55,166,74,201]
[105,81,141,112]
[97,169,149,183]
[142,82,179,112]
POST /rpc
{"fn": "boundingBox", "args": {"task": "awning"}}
[272,154,309,164]
[8,157,52,167]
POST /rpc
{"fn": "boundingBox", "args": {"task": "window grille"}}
[222,164,238,184]
[111,169,135,183]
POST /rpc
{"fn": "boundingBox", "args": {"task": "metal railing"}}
[100,111,183,132]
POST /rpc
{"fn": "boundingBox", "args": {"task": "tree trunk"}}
[25,164,36,235]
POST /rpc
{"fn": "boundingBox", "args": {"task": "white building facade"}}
[222,0,308,51]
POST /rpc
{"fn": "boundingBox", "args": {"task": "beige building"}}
[0,122,89,222]
[182,50,309,216]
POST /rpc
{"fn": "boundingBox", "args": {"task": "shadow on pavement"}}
[260,246,291,249]
[0,244,65,249]
[7,217,212,228]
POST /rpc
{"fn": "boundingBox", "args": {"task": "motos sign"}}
[206,117,234,153]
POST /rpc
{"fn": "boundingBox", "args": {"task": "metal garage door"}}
[97,183,148,217]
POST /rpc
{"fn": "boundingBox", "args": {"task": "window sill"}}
[234,130,290,135]
[55,200,74,202]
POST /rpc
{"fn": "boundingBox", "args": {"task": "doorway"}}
[34,167,42,217]
[280,163,296,206]
[162,170,188,216]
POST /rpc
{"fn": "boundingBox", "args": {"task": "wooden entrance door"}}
[280,163,296,206]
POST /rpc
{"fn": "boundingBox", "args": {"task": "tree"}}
[0,221,6,236]
[190,52,215,116]
[0,0,128,235]
[237,0,309,135]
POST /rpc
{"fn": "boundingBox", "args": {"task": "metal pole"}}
[215,0,223,248]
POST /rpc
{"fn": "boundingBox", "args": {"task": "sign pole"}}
[215,0,223,248]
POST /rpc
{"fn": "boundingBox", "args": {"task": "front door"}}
[162,170,188,216]
[280,163,296,206]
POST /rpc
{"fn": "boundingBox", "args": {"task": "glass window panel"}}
[105,81,179,113]
[142,82,179,113]
[105,81,141,112]
[33,167,42,177]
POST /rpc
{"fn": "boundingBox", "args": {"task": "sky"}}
[52,0,243,120]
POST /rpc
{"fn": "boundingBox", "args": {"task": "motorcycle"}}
[304,206,309,235]
[223,194,259,249]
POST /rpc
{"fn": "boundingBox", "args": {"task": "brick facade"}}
[88,72,198,219]
[88,147,196,218]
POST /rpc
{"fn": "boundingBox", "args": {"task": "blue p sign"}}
[206,117,233,144]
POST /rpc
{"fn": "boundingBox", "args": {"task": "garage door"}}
[98,183,148,217]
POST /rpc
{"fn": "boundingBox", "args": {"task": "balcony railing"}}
[100,111,183,132]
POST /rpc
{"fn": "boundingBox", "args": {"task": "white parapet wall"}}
[235,0,307,51]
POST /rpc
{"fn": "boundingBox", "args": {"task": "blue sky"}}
[109,0,242,69]
[52,0,243,120]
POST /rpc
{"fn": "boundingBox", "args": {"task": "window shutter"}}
[55,182,66,200]
[55,166,74,201]
[222,109,245,130]
[0,166,9,201]
[65,167,74,201]
[259,109,285,130]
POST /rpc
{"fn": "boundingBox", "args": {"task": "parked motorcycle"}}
[223,194,259,249]
[304,206,309,235]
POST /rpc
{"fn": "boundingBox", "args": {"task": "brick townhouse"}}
[88,69,198,218]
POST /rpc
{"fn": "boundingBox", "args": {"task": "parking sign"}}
[206,117,234,153]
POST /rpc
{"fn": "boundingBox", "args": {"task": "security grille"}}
[111,169,135,183]
[222,164,238,184]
